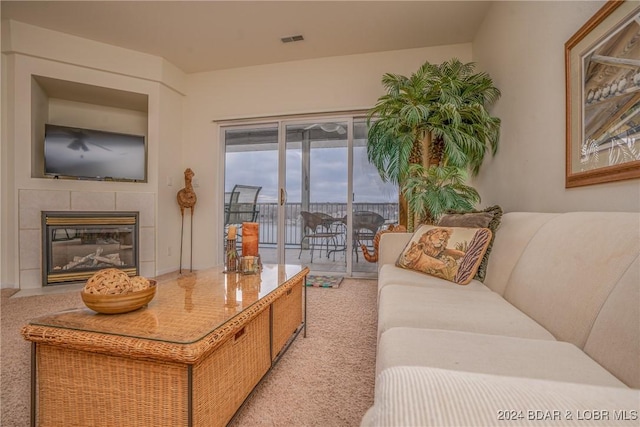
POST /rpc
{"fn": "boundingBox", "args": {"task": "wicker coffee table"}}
[22,264,308,427]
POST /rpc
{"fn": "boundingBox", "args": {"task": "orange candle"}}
[227,225,236,240]
[242,222,259,256]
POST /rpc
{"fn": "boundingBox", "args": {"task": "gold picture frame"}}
[565,0,640,188]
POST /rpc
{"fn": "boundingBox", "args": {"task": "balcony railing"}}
[252,202,398,247]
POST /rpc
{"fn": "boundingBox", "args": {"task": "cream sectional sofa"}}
[363,212,640,426]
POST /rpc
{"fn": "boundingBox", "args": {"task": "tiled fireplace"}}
[18,189,156,290]
[42,211,139,286]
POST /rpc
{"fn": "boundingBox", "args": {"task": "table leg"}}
[187,365,193,427]
[304,274,308,338]
[31,342,36,427]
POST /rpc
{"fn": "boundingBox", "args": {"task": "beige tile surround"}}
[18,189,156,290]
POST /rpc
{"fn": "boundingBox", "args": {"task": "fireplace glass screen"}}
[42,212,139,286]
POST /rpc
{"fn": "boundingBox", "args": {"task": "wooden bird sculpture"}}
[177,168,197,273]
[177,168,197,216]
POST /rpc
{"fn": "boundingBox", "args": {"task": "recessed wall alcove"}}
[31,75,150,181]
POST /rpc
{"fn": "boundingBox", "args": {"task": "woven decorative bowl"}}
[81,280,157,314]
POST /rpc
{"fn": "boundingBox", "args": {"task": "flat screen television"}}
[44,124,146,181]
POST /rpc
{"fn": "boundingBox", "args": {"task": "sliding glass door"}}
[223,124,279,262]
[222,116,397,277]
[283,121,349,273]
[351,119,398,273]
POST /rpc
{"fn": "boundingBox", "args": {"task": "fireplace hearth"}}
[42,211,139,286]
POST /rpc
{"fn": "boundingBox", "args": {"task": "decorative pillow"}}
[437,205,503,282]
[396,225,492,285]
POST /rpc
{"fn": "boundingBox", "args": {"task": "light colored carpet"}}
[1,278,377,426]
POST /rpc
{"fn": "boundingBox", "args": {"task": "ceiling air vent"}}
[281,35,304,43]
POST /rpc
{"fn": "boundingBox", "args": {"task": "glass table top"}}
[28,264,307,345]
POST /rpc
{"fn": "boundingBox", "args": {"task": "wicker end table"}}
[22,264,308,427]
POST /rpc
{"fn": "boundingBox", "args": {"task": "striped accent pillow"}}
[396,225,492,285]
[437,205,503,282]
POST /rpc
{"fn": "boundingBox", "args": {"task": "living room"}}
[1,1,639,426]
[2,1,638,292]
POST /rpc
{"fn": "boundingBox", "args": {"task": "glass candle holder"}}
[238,255,261,275]
[224,238,238,273]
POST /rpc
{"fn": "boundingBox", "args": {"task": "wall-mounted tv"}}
[44,124,146,182]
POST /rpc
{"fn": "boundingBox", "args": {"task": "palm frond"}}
[402,164,480,223]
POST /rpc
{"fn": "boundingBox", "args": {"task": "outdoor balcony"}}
[230,202,399,276]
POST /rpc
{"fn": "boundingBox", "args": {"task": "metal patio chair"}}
[351,211,386,262]
[224,185,262,242]
[298,211,342,262]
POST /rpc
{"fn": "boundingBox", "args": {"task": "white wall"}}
[1,51,16,288]
[472,1,640,213]
[1,20,186,288]
[156,84,184,275]
[182,44,473,269]
[0,14,4,288]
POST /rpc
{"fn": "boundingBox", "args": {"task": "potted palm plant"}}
[403,164,480,224]
[367,58,501,228]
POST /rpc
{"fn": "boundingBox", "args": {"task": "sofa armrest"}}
[378,233,412,271]
[362,366,640,426]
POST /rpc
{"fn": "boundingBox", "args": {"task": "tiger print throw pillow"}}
[396,225,492,285]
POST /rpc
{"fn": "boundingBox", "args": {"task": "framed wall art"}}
[565,0,640,188]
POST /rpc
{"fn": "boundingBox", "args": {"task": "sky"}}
[225,145,398,204]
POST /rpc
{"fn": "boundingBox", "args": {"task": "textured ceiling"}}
[2,1,492,73]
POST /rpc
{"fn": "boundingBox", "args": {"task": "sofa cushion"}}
[378,232,412,270]
[378,264,491,295]
[363,366,640,427]
[377,328,627,388]
[437,205,503,282]
[503,212,640,350]
[482,212,559,295]
[396,225,492,285]
[378,285,555,340]
[584,256,640,388]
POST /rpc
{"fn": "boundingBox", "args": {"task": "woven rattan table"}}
[22,264,309,427]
